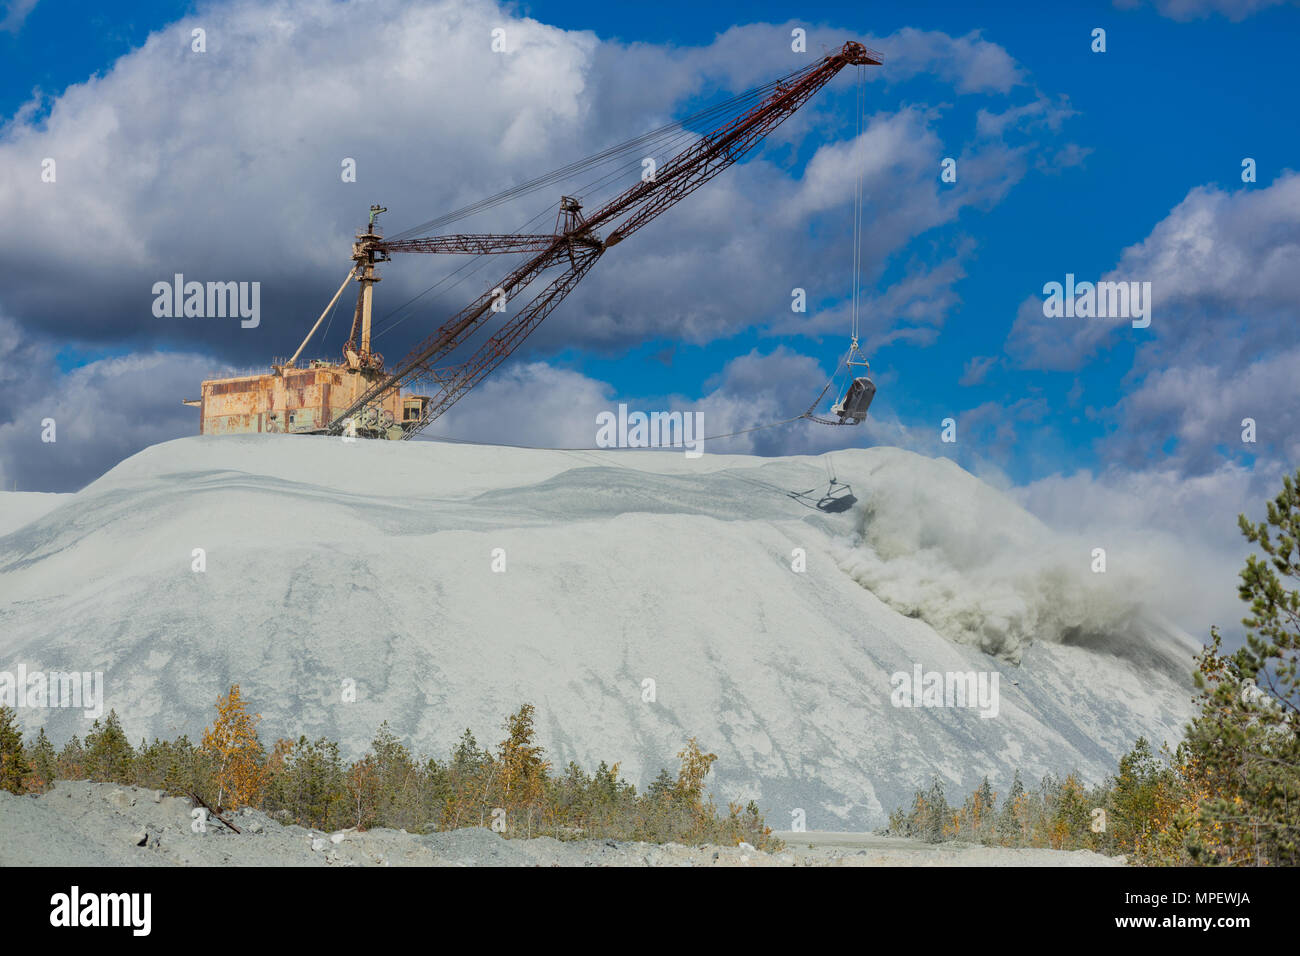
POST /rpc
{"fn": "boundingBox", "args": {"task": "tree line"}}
[4,469,1298,863]
[0,695,780,851]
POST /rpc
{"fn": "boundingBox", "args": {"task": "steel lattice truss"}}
[327,40,883,438]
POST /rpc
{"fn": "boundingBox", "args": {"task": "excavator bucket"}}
[832,377,876,424]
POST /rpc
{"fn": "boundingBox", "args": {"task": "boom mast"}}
[326,40,883,438]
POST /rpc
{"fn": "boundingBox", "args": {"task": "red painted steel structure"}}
[327,40,883,439]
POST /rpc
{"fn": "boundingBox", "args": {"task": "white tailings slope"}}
[0,436,1198,829]
[0,491,68,538]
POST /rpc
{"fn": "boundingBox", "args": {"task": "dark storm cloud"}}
[0,315,229,492]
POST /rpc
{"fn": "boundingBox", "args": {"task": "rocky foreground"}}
[0,782,1122,867]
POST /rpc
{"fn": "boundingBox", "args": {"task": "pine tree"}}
[439,728,490,830]
[365,722,422,830]
[648,768,675,801]
[922,777,949,843]
[1110,736,1164,852]
[263,736,346,829]
[498,704,548,797]
[901,787,927,838]
[155,735,214,797]
[973,776,996,840]
[1053,773,1091,849]
[451,728,486,774]
[25,726,57,791]
[997,770,1026,846]
[0,706,31,794]
[84,710,135,782]
[1184,470,1300,866]
[56,735,86,780]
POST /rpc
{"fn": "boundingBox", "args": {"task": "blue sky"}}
[6,0,1292,473]
[1,0,1298,635]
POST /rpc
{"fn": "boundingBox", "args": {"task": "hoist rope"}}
[370,122,707,342]
[850,64,864,346]
[387,61,823,241]
[368,80,771,344]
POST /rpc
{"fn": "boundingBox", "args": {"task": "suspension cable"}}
[387,62,821,241]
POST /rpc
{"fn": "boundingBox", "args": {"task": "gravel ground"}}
[0,782,1124,867]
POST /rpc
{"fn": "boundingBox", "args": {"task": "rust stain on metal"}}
[196,364,411,437]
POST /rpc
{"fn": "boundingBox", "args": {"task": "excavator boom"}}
[326,40,883,438]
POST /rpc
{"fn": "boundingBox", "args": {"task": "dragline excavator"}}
[186,41,883,441]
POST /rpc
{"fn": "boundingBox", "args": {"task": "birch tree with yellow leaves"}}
[201,684,266,810]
